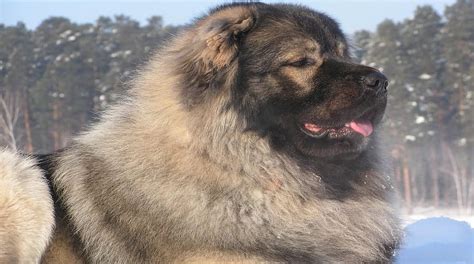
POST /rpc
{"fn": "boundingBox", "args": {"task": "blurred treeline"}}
[0,0,472,213]
[354,0,473,213]
[0,15,180,152]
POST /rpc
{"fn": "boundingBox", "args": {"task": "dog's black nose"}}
[363,72,388,95]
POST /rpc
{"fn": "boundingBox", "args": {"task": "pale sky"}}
[0,0,457,33]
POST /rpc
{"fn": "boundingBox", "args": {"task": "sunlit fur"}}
[0,150,54,263]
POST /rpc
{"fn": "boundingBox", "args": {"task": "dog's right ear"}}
[171,5,257,107]
[194,5,256,70]
[176,5,256,83]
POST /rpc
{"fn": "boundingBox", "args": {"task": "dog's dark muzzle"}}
[362,71,388,97]
[318,59,389,101]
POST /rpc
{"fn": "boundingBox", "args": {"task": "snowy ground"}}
[397,208,474,264]
[402,207,474,227]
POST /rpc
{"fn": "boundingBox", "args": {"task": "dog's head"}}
[175,3,388,160]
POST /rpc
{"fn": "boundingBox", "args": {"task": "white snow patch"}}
[419,73,432,80]
[415,116,426,124]
[405,135,416,142]
[60,30,72,38]
[458,138,467,146]
[402,207,474,228]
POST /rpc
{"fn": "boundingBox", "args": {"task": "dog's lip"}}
[300,121,373,138]
[299,107,378,138]
[300,124,330,138]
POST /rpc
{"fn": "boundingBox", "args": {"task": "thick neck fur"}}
[59,40,400,263]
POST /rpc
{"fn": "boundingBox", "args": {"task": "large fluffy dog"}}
[1,2,401,263]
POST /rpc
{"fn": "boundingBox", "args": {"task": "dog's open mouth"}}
[300,110,377,139]
[301,119,373,139]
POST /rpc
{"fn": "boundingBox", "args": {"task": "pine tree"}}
[441,0,474,211]
[0,23,35,151]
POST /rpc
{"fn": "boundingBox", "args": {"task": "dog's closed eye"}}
[284,57,316,68]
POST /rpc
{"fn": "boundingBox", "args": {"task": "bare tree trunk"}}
[0,93,20,151]
[51,100,61,151]
[394,163,401,188]
[460,167,468,212]
[467,145,474,214]
[441,141,464,213]
[467,179,473,215]
[402,156,412,214]
[22,96,34,153]
[430,145,440,207]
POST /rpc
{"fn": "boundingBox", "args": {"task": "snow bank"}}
[396,217,474,264]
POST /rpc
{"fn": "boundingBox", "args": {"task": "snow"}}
[405,84,414,92]
[396,217,474,264]
[110,51,121,58]
[457,138,467,146]
[405,135,416,142]
[60,29,72,38]
[415,116,426,124]
[419,73,432,80]
[402,207,474,227]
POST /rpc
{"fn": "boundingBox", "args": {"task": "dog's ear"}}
[195,6,255,70]
[175,6,256,82]
[173,5,256,107]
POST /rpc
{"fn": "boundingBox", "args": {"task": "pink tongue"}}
[348,120,373,137]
